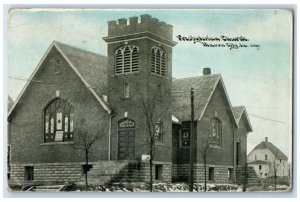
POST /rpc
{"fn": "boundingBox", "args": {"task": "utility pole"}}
[189,87,194,192]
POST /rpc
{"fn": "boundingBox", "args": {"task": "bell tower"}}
[103,14,177,165]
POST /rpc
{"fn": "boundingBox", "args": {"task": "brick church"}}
[8,14,252,186]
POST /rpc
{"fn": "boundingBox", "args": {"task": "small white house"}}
[247,137,289,178]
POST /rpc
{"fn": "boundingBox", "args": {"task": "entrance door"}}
[118,118,135,160]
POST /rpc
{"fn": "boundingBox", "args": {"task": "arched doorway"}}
[118,118,135,160]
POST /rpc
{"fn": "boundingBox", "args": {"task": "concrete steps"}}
[236,165,262,186]
[79,161,132,185]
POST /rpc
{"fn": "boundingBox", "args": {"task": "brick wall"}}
[196,82,235,167]
[235,114,249,166]
[106,24,174,163]
[9,47,110,165]
[171,81,242,184]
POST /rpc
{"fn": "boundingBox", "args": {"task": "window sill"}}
[150,73,169,80]
[115,72,140,77]
[155,142,164,146]
[209,145,222,150]
[41,141,74,146]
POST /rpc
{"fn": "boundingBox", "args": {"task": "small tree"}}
[141,99,159,192]
[137,92,169,192]
[272,151,281,191]
[242,162,248,192]
[73,118,105,190]
[199,137,210,192]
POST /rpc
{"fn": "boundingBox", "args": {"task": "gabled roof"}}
[8,41,112,119]
[250,141,288,160]
[172,74,238,127]
[233,106,244,121]
[233,106,253,132]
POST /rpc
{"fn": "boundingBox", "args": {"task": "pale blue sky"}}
[8,9,293,159]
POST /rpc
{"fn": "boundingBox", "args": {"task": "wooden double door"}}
[118,129,135,160]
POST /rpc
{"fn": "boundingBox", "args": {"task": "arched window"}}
[44,98,74,143]
[115,45,139,74]
[209,118,222,146]
[151,47,167,76]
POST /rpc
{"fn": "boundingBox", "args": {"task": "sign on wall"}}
[118,118,135,129]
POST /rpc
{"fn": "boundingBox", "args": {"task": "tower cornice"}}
[103,31,177,47]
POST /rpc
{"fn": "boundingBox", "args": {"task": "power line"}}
[8,76,289,124]
[247,113,287,124]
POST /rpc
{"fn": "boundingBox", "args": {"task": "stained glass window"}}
[64,116,69,132]
[209,118,222,146]
[44,98,74,142]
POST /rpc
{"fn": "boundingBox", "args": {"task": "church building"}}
[8,14,252,186]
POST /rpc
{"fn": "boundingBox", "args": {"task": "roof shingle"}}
[172,75,220,121]
[54,41,108,96]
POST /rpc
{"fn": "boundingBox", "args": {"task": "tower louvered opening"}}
[115,49,123,74]
[115,45,139,75]
[131,47,139,72]
[161,52,166,76]
[151,48,156,73]
[151,47,167,76]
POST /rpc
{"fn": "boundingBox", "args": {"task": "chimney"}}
[203,67,211,76]
[265,137,268,143]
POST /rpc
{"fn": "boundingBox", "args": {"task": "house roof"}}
[233,106,253,132]
[172,75,238,126]
[250,141,288,160]
[8,41,112,119]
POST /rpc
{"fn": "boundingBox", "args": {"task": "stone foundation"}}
[108,161,172,184]
[9,161,172,186]
[172,164,234,184]
[10,163,83,185]
[139,162,172,183]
